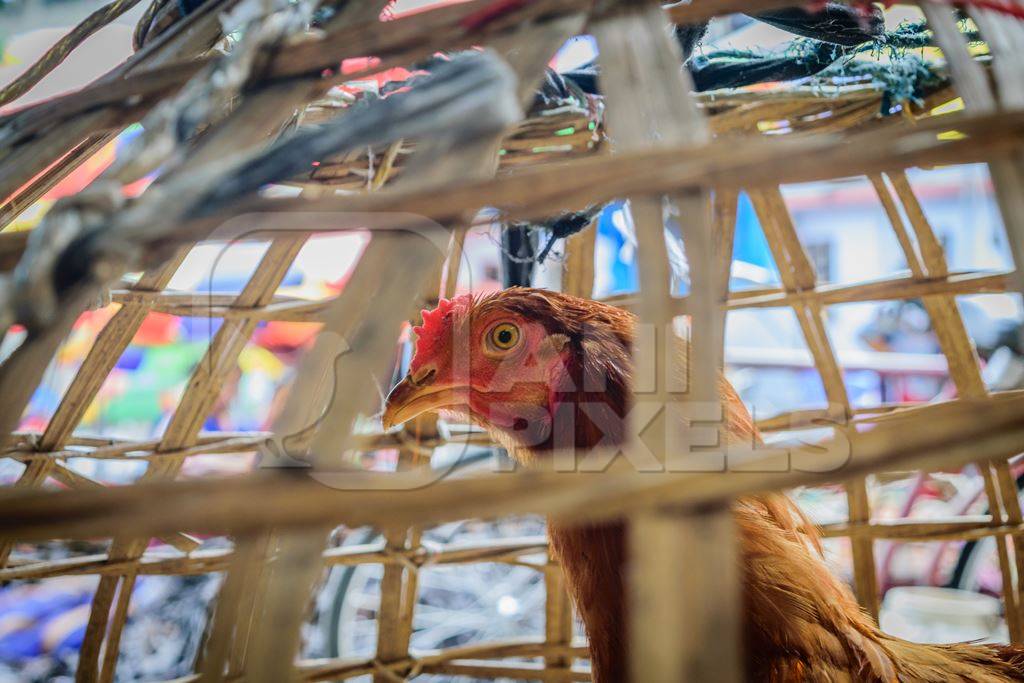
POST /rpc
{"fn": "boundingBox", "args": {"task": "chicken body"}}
[383,288,1024,682]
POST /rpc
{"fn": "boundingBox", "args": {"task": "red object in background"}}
[44,142,116,200]
[253,321,321,350]
[132,313,180,346]
[4,134,150,209]
[2,139,116,206]
[341,56,381,74]
[69,306,118,337]
[338,58,417,89]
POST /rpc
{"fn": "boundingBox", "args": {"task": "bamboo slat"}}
[3,395,1024,557]
[247,527,329,683]
[296,638,590,682]
[562,217,597,299]
[372,528,413,683]
[195,533,268,680]
[94,267,1011,325]
[226,107,1024,241]
[0,535,549,583]
[593,6,740,682]
[544,562,575,682]
[872,168,1024,636]
[748,186,881,617]
[77,236,308,683]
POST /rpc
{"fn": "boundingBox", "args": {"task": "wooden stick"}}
[2,395,1024,542]
[93,268,1011,325]
[198,534,267,681]
[594,6,740,682]
[373,528,412,683]
[562,216,597,299]
[76,235,308,682]
[247,527,329,683]
[229,108,1024,239]
[747,186,883,617]
[544,561,575,682]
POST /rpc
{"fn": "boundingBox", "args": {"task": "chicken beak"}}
[382,374,466,430]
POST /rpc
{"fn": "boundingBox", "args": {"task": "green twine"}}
[695,18,981,114]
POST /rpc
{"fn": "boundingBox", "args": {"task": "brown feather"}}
[462,288,1024,682]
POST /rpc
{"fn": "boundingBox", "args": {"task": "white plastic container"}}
[880,586,1005,644]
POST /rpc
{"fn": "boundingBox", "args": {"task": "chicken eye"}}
[487,322,520,351]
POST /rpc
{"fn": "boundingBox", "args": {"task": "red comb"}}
[412,298,454,336]
[409,296,472,369]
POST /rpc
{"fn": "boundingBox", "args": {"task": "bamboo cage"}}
[0,0,1023,681]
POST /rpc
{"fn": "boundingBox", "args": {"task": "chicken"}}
[383,287,1024,682]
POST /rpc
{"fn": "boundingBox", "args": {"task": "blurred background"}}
[2,0,1023,680]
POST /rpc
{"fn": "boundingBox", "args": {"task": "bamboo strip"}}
[2,396,1024,543]
[198,534,265,682]
[0,459,53,567]
[98,573,137,683]
[77,236,308,682]
[819,516,1015,541]
[441,226,468,299]
[22,509,1024,582]
[296,638,590,681]
[0,112,119,209]
[544,562,575,682]
[562,217,597,299]
[993,458,1024,638]
[979,463,1024,641]
[225,533,273,677]
[964,8,1024,298]
[0,549,234,581]
[714,188,739,299]
[547,200,593,681]
[417,660,590,681]
[989,156,1024,296]
[594,6,739,683]
[932,2,1024,298]
[248,527,329,683]
[747,186,883,618]
[0,535,549,583]
[35,458,199,551]
[39,250,189,452]
[755,389,1024,433]
[104,268,1011,324]
[887,172,987,397]
[922,3,996,112]
[395,527,422,661]
[7,434,267,462]
[874,170,1021,634]
[232,108,1024,241]
[373,528,412,683]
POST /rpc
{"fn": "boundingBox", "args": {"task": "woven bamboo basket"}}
[0,0,1023,682]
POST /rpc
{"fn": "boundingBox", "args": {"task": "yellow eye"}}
[488,322,520,351]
